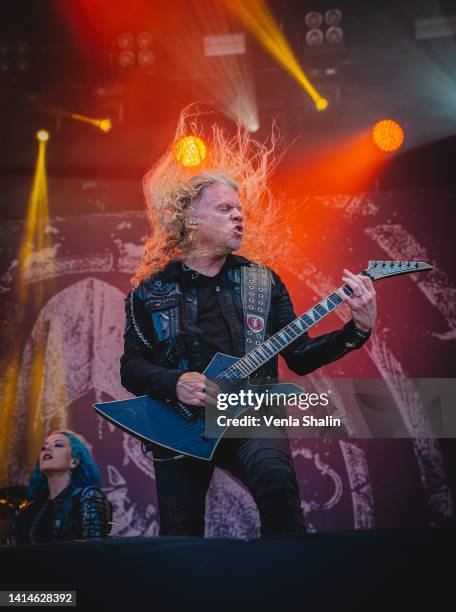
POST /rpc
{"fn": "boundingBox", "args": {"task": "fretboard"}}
[221,282,357,381]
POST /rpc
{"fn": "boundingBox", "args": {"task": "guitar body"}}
[94,352,304,461]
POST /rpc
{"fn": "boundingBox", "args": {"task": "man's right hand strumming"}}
[176,372,220,409]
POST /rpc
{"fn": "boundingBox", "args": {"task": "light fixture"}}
[203,33,246,57]
[117,32,135,50]
[0,39,31,76]
[115,32,155,71]
[175,136,207,167]
[136,32,153,49]
[99,119,112,133]
[316,97,329,111]
[304,8,344,50]
[118,50,135,68]
[305,29,324,47]
[305,12,323,29]
[15,40,31,55]
[36,130,50,142]
[137,49,155,68]
[324,9,343,27]
[371,119,404,152]
[16,57,30,72]
[0,58,11,74]
[325,26,343,45]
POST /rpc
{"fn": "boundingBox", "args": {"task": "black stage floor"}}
[1,527,454,611]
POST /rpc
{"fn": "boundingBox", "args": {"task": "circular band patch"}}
[247,315,264,333]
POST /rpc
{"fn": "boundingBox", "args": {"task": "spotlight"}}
[175,136,207,167]
[305,29,324,47]
[371,119,404,152]
[325,26,344,45]
[16,57,30,73]
[136,32,153,49]
[117,32,135,50]
[324,9,343,27]
[304,9,344,50]
[316,98,329,111]
[0,38,31,77]
[247,117,260,133]
[15,40,31,55]
[99,118,112,133]
[137,49,155,68]
[118,50,135,68]
[36,130,50,142]
[305,12,323,29]
[0,58,11,74]
[115,31,156,72]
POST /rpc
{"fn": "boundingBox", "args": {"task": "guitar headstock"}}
[364,260,433,281]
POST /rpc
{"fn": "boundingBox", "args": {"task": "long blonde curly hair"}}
[133,106,290,285]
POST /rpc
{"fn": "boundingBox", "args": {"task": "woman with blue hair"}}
[11,430,112,544]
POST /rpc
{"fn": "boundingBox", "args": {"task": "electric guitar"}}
[94,260,432,460]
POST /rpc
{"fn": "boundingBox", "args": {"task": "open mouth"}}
[42,453,53,461]
[232,224,244,235]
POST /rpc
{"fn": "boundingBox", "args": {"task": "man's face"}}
[188,183,244,255]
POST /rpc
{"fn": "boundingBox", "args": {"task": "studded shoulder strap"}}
[241,264,272,355]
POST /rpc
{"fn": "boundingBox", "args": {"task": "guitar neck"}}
[219,259,433,381]
[224,279,365,381]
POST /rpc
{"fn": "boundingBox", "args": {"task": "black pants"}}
[151,432,306,538]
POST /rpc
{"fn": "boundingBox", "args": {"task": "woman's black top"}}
[10,483,112,544]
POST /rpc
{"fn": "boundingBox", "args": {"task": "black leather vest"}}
[132,259,277,379]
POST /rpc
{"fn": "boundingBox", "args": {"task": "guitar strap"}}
[241,263,272,355]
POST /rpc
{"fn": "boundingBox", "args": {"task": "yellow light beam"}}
[172,2,259,132]
[69,113,112,132]
[0,360,22,484]
[0,133,56,484]
[226,0,328,111]
[17,138,48,294]
[44,105,112,132]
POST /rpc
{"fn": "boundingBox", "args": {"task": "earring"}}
[189,217,198,225]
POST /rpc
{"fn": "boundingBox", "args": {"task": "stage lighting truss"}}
[304,9,344,50]
[0,39,31,77]
[115,31,156,72]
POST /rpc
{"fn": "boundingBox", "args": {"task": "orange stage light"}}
[175,136,207,167]
[371,119,404,152]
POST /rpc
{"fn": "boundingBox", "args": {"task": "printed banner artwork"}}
[0,179,454,536]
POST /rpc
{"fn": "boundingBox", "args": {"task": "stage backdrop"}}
[0,178,455,537]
